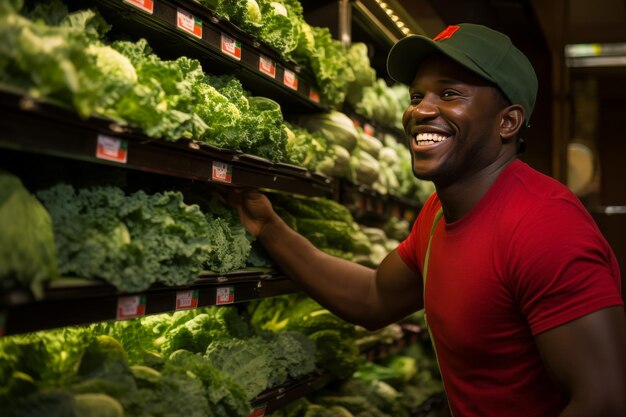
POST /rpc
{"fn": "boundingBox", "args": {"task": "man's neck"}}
[436,158,516,223]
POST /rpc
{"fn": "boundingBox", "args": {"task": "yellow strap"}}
[422,208,452,415]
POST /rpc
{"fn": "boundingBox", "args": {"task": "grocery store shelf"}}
[79,0,326,113]
[0,89,335,198]
[340,180,421,224]
[251,372,335,414]
[412,393,447,417]
[360,323,429,362]
[0,269,296,336]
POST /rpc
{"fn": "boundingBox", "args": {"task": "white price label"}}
[176,290,199,310]
[96,134,128,163]
[216,287,234,305]
[117,295,146,320]
[259,55,276,78]
[177,9,202,38]
[283,69,298,90]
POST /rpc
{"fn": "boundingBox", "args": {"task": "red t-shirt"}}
[398,159,623,417]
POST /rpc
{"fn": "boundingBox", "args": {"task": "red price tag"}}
[123,0,154,14]
[117,295,146,320]
[177,9,202,39]
[221,34,241,60]
[249,405,267,417]
[309,88,320,103]
[211,161,232,183]
[96,134,128,163]
[258,55,276,78]
[176,290,199,310]
[404,210,415,221]
[363,123,375,137]
[216,287,234,305]
[283,69,298,90]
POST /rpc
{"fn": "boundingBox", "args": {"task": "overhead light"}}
[390,14,399,22]
[396,21,405,28]
[565,42,626,67]
[401,27,411,35]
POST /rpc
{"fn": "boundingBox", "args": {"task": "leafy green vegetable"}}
[73,393,124,417]
[248,295,361,378]
[292,24,355,107]
[0,171,58,298]
[258,0,304,59]
[37,185,252,292]
[165,350,250,417]
[296,111,358,152]
[284,123,328,171]
[274,194,354,224]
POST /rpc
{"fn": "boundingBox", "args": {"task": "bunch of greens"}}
[36,184,251,292]
[1,1,288,161]
[248,294,361,378]
[284,123,328,171]
[206,331,315,400]
[273,194,370,260]
[0,327,252,417]
[292,24,355,107]
[0,171,58,299]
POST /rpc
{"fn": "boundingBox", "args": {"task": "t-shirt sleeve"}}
[505,199,623,336]
[398,220,421,274]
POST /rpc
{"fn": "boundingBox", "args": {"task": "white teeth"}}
[414,133,448,144]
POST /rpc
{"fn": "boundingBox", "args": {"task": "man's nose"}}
[410,95,439,120]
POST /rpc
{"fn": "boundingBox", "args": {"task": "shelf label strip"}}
[175,289,199,310]
[221,34,242,61]
[123,0,154,14]
[96,134,128,164]
[177,8,202,39]
[117,295,146,320]
[216,286,235,305]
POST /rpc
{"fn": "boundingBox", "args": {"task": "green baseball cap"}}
[387,23,538,126]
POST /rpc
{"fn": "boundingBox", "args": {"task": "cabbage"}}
[296,111,358,152]
[0,171,59,299]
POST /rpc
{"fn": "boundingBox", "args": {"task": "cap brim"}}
[387,35,495,86]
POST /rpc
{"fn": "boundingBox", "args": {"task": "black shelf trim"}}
[1,269,297,336]
[0,89,335,198]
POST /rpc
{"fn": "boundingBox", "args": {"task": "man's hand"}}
[226,189,279,238]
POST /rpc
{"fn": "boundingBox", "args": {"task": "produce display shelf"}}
[360,323,429,363]
[0,269,296,337]
[250,372,334,414]
[412,393,447,417]
[348,110,406,142]
[340,180,421,224]
[0,89,335,198]
[78,0,326,113]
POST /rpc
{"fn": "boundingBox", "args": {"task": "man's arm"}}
[535,306,626,417]
[228,189,423,330]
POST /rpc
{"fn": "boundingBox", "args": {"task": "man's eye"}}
[442,90,459,98]
[410,94,423,101]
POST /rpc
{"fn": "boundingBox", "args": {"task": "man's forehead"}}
[409,54,494,89]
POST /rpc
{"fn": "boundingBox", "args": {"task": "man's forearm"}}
[257,216,379,327]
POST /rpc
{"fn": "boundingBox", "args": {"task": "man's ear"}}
[499,104,525,140]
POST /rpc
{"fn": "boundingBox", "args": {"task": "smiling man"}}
[229,24,626,417]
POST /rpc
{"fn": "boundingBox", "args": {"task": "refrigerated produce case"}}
[0,0,444,415]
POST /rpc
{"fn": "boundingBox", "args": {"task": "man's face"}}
[402,55,507,186]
